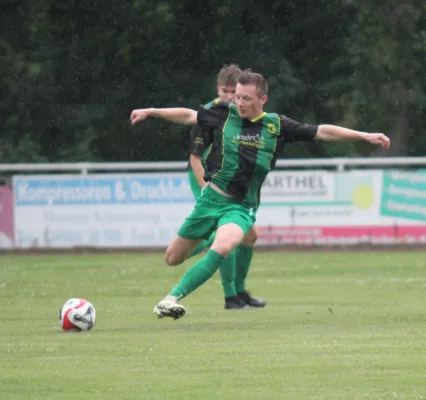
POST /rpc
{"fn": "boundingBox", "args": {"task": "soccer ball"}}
[59,298,96,332]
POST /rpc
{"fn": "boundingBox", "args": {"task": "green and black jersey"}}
[187,98,218,170]
[197,102,318,209]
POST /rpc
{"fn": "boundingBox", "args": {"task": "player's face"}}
[217,85,236,103]
[235,83,267,119]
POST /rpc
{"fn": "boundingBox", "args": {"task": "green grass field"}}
[0,251,425,400]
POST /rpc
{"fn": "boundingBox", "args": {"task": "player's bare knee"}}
[211,240,235,257]
[251,226,258,243]
[242,227,258,247]
[164,249,184,267]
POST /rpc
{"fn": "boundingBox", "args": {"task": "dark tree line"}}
[1,0,425,163]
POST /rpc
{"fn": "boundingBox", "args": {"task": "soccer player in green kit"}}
[187,64,266,310]
[130,69,390,320]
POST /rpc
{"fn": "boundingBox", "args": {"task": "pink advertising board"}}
[0,186,14,248]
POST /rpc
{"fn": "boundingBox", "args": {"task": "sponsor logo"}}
[232,133,265,148]
[14,176,194,205]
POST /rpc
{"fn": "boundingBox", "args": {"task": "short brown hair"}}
[237,69,268,96]
[217,64,241,86]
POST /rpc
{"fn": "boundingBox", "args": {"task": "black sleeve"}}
[197,101,230,129]
[188,124,212,156]
[279,115,318,143]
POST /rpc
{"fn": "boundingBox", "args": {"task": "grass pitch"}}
[0,251,425,400]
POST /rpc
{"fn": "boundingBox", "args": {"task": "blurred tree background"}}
[0,0,425,162]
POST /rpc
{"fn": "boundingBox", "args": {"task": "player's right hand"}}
[130,109,152,125]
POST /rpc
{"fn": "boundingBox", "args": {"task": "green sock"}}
[235,245,254,294]
[219,250,237,298]
[170,249,224,298]
[189,232,216,258]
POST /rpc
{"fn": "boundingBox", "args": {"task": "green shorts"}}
[178,184,256,240]
[188,169,202,199]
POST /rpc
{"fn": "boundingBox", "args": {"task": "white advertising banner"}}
[13,169,426,248]
[256,169,426,244]
[13,173,195,248]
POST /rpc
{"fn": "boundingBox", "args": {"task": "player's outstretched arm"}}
[130,108,198,126]
[315,125,390,149]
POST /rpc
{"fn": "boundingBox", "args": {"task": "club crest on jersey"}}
[267,123,277,134]
[232,133,265,149]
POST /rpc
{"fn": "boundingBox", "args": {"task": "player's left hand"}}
[366,133,391,149]
[130,109,152,126]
